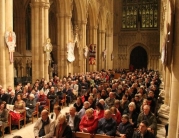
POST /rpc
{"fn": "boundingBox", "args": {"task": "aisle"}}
[4,105,71,138]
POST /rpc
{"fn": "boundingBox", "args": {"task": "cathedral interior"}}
[0,0,179,137]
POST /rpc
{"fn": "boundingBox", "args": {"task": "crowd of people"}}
[0,69,161,138]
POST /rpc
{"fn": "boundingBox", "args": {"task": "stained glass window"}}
[122,0,158,29]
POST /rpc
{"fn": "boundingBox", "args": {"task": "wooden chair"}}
[93,134,114,138]
[60,93,66,109]
[31,103,39,123]
[44,99,50,112]
[2,112,11,138]
[18,110,26,129]
[74,132,92,138]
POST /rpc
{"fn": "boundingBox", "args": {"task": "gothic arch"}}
[128,43,150,69]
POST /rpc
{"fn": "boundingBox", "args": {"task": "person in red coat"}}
[93,102,104,120]
[110,106,121,125]
[79,108,98,134]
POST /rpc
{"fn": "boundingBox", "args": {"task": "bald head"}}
[41,110,49,121]
[104,109,112,120]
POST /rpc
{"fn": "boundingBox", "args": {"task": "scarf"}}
[55,122,67,138]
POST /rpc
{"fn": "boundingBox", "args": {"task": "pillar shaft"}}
[106,33,113,70]
[164,66,171,105]
[44,2,50,81]
[31,1,49,83]
[0,0,6,88]
[5,0,14,88]
[168,0,179,137]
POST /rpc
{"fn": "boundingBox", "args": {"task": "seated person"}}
[34,110,55,138]
[79,108,98,134]
[26,94,36,121]
[0,89,9,103]
[0,101,8,137]
[7,91,16,105]
[93,102,104,120]
[78,101,90,119]
[37,90,48,115]
[132,120,155,138]
[124,102,139,128]
[10,93,25,128]
[54,114,72,138]
[47,87,57,112]
[110,106,121,125]
[97,109,117,136]
[137,105,157,136]
[73,97,83,112]
[66,107,80,132]
[50,105,61,126]
[105,92,115,108]
[116,114,134,138]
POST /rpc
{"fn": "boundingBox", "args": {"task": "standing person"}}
[132,120,155,138]
[34,110,55,138]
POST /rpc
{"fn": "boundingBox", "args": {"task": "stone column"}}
[39,3,45,79]
[98,30,106,70]
[44,2,50,81]
[164,66,171,105]
[106,33,113,70]
[88,26,97,72]
[5,0,14,88]
[57,14,64,78]
[168,0,179,137]
[79,22,87,73]
[0,0,6,88]
[31,2,40,83]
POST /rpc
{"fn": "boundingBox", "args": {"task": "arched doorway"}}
[130,46,148,70]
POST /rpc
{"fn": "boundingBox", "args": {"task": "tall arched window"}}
[122,0,158,29]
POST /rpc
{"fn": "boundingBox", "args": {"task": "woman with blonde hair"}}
[79,108,98,133]
[54,114,72,138]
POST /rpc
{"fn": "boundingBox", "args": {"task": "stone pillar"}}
[79,22,87,73]
[5,0,14,88]
[0,0,6,88]
[44,2,50,81]
[106,33,113,70]
[164,66,171,105]
[31,0,49,83]
[31,2,40,83]
[98,30,106,70]
[88,26,97,72]
[168,0,179,137]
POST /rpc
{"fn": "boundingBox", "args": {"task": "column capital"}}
[99,30,106,33]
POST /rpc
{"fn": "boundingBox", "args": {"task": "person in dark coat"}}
[132,120,155,138]
[54,114,72,138]
[26,94,36,120]
[7,91,16,105]
[66,107,80,132]
[47,86,57,112]
[116,114,134,138]
[97,109,117,136]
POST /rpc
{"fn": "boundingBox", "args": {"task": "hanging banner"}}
[5,30,16,63]
[67,42,75,62]
[89,44,96,65]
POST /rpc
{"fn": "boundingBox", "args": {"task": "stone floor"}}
[4,104,166,138]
